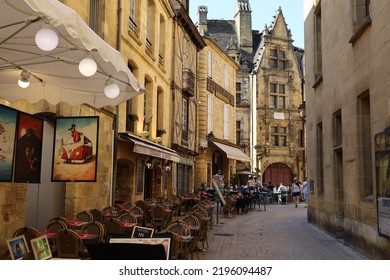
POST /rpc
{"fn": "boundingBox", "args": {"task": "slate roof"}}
[206,20,237,52]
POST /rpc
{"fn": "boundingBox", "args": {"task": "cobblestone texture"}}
[200,202,369,260]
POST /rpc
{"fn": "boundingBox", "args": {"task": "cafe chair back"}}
[45,219,68,233]
[103,218,124,237]
[76,210,93,222]
[118,213,138,233]
[48,216,71,228]
[150,204,167,231]
[12,227,41,252]
[122,201,136,211]
[80,221,104,243]
[89,208,104,223]
[55,229,82,259]
[166,220,191,237]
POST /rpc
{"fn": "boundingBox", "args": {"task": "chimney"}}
[235,0,253,56]
[197,6,208,34]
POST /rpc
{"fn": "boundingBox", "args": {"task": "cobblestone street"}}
[200,202,369,260]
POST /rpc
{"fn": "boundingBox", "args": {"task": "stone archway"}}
[263,163,293,186]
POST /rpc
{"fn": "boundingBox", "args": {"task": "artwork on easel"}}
[30,236,52,260]
[6,235,29,260]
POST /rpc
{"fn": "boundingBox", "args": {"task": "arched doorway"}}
[212,150,223,175]
[115,159,135,203]
[263,163,292,186]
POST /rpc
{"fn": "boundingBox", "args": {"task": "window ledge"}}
[127,29,142,46]
[349,16,372,44]
[312,74,323,88]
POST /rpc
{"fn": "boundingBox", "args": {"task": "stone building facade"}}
[252,8,305,186]
[304,0,390,258]
[196,1,305,186]
[0,0,143,253]
[113,0,178,203]
[194,37,248,189]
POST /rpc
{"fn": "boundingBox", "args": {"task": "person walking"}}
[302,177,308,208]
[291,178,302,208]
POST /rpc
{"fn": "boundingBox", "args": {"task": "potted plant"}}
[143,115,153,131]
[156,129,166,137]
[127,114,139,122]
[127,114,139,132]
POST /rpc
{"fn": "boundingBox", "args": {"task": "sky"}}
[189,0,305,48]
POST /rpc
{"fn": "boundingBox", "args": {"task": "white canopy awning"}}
[213,142,252,162]
[118,133,180,163]
[0,0,144,108]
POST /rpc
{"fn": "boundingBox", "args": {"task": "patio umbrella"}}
[0,0,144,108]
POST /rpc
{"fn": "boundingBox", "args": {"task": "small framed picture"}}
[131,226,154,238]
[6,235,29,260]
[30,235,52,260]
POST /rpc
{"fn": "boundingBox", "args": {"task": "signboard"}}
[212,175,226,206]
[378,197,390,237]
[131,226,154,238]
[375,126,390,237]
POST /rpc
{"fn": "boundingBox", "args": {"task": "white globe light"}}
[79,56,97,77]
[18,70,30,88]
[104,81,120,99]
[35,25,58,51]
[18,79,30,88]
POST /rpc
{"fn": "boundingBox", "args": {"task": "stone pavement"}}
[199,202,369,260]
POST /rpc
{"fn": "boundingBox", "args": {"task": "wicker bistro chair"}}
[48,216,71,228]
[135,200,152,226]
[127,206,145,226]
[150,204,168,231]
[13,227,42,252]
[76,210,93,222]
[180,214,201,259]
[45,219,69,255]
[102,206,120,220]
[122,201,136,211]
[166,220,192,260]
[80,221,105,243]
[89,208,104,223]
[191,211,210,252]
[79,221,104,258]
[54,229,82,259]
[118,213,138,233]
[223,195,237,218]
[103,218,124,238]
[45,219,68,234]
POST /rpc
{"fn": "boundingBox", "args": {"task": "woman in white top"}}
[291,178,302,208]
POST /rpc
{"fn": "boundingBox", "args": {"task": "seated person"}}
[279,183,288,204]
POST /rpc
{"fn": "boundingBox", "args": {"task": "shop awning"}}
[119,133,180,163]
[213,142,252,162]
[0,0,144,108]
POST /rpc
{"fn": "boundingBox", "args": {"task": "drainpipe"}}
[170,16,177,195]
[111,0,122,205]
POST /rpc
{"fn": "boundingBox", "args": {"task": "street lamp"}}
[146,159,153,169]
[298,101,306,120]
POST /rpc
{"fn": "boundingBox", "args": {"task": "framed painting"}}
[14,112,44,183]
[6,235,29,260]
[30,235,52,260]
[51,116,99,182]
[0,105,18,182]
